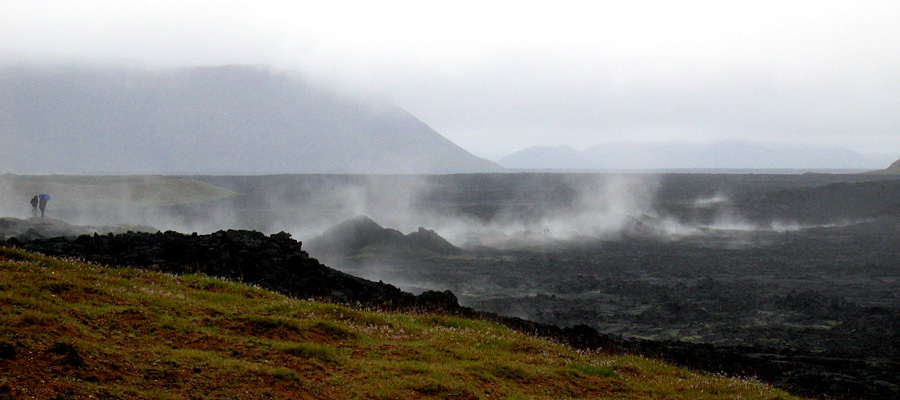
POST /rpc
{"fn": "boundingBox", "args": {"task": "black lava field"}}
[206,172,900,399]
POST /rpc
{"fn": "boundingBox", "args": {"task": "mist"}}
[1,173,656,242]
[4,2,900,161]
[1,172,884,250]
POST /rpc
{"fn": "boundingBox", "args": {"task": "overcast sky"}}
[2,1,898,160]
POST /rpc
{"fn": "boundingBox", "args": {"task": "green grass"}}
[567,364,616,378]
[0,246,804,399]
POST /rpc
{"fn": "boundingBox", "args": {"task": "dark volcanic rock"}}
[0,342,15,360]
[44,341,77,355]
[45,342,84,367]
[306,215,388,255]
[416,290,461,312]
[307,215,460,256]
[4,230,449,310]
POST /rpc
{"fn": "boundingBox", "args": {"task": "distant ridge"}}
[499,141,892,170]
[0,64,502,174]
[869,158,900,174]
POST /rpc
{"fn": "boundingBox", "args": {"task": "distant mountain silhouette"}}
[889,159,900,173]
[869,158,900,174]
[499,141,891,170]
[0,64,501,174]
[497,145,588,169]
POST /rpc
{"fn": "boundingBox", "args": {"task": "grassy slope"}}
[0,247,801,400]
[0,175,236,207]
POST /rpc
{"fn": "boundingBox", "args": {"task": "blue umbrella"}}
[39,194,51,201]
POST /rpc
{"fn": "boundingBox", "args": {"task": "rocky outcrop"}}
[0,343,15,360]
[3,230,452,311]
[44,342,84,367]
[307,215,460,256]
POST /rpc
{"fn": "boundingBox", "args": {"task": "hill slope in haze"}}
[869,158,900,174]
[0,64,501,174]
[0,246,802,400]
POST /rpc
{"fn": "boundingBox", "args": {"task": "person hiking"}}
[38,194,50,217]
[30,195,39,217]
